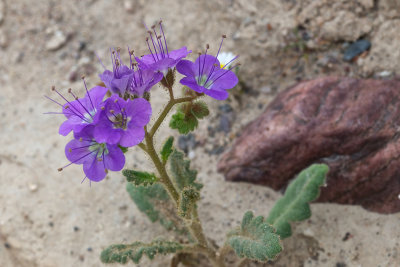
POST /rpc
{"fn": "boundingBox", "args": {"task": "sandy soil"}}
[0,0,399,266]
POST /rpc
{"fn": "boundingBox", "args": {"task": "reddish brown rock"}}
[218,77,400,214]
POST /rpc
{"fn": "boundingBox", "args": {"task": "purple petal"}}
[93,121,122,145]
[153,58,176,72]
[180,77,204,94]
[131,84,147,96]
[204,89,229,100]
[176,60,195,77]
[65,139,93,164]
[83,157,107,182]
[209,69,238,90]
[145,72,163,91]
[86,86,108,107]
[74,125,95,140]
[99,71,113,90]
[194,54,220,77]
[119,126,145,147]
[168,46,191,61]
[59,119,74,136]
[104,145,125,171]
[110,75,131,94]
[125,98,152,127]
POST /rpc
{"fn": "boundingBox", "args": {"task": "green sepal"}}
[178,186,200,219]
[160,68,175,88]
[118,145,128,153]
[169,149,203,191]
[227,211,282,262]
[169,111,198,135]
[123,169,157,186]
[191,101,209,119]
[160,136,174,163]
[266,164,329,239]
[100,239,183,264]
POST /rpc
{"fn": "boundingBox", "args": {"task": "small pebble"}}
[87,247,93,252]
[73,226,80,232]
[260,86,271,94]
[124,0,134,12]
[4,242,10,249]
[343,40,371,62]
[218,104,233,113]
[46,30,67,51]
[29,183,38,192]
[188,150,196,159]
[219,114,232,133]
[48,222,54,227]
[377,70,392,77]
[178,134,196,153]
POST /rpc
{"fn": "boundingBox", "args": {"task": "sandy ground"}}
[0,0,399,266]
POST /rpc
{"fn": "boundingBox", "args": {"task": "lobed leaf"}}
[160,136,174,163]
[100,239,183,264]
[266,164,329,239]
[227,211,282,262]
[169,149,203,191]
[126,183,186,233]
[169,111,198,135]
[191,101,209,119]
[123,169,157,186]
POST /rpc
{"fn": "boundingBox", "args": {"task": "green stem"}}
[149,96,197,138]
[141,92,226,267]
[144,127,180,202]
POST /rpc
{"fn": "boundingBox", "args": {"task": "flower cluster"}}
[47,21,239,182]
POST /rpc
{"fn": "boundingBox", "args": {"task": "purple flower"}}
[94,95,152,147]
[135,21,191,74]
[62,126,125,182]
[46,84,108,136]
[126,48,163,96]
[99,48,134,95]
[129,68,163,96]
[176,38,238,100]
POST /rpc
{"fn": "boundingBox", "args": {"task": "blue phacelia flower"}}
[99,48,134,95]
[94,95,152,147]
[45,81,108,136]
[62,126,125,182]
[136,20,191,75]
[127,47,163,96]
[176,36,239,100]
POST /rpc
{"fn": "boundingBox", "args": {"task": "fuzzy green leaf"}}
[126,183,186,233]
[178,186,200,219]
[100,239,183,264]
[227,211,282,262]
[126,183,169,223]
[266,164,329,239]
[169,149,203,191]
[161,136,174,163]
[169,111,198,135]
[123,169,157,186]
[191,101,209,119]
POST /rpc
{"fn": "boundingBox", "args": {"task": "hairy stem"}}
[149,96,197,138]
[141,92,226,267]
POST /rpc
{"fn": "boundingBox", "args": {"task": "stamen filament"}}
[159,21,169,57]
[82,76,95,110]
[68,89,94,119]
